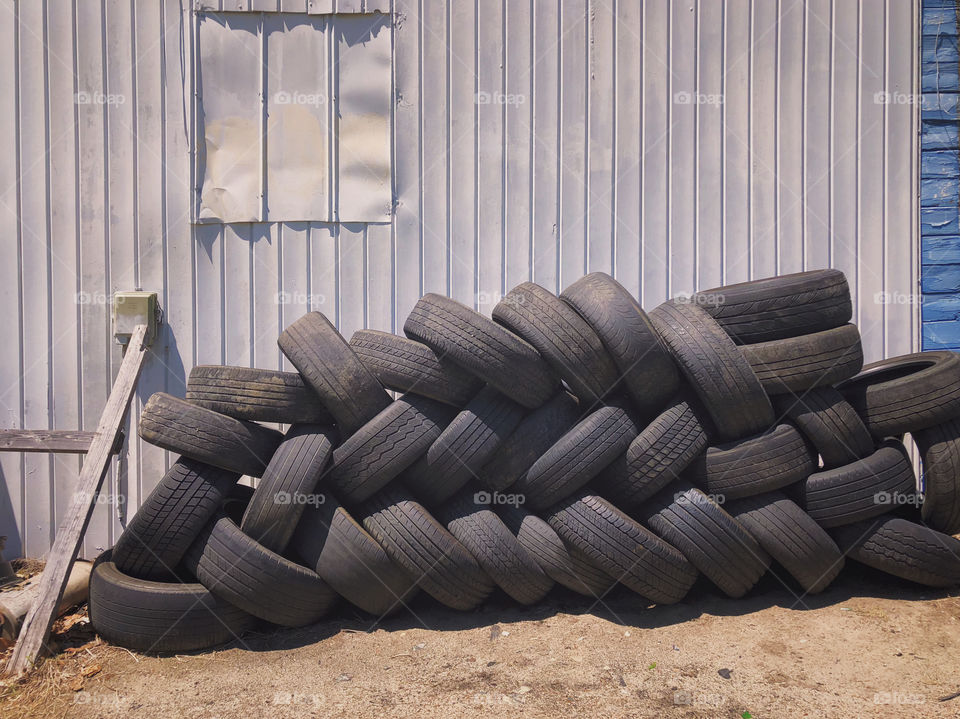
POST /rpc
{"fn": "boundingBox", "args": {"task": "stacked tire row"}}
[88,270,960,653]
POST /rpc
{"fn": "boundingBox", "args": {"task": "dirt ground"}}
[2,563,960,719]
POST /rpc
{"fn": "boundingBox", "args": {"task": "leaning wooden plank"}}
[5,324,149,676]
[0,430,99,454]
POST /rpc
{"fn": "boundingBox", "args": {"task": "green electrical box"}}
[112,291,160,347]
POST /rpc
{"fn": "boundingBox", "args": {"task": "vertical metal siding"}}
[0,0,920,558]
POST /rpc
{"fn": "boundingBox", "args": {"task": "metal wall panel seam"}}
[666,0,672,297]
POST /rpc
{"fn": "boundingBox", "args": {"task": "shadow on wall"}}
[0,463,22,559]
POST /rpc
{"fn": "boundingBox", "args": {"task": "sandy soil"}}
[3,564,960,719]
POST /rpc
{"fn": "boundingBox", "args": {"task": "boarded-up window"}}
[196,12,391,223]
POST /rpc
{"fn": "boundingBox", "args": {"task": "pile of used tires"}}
[88,269,960,652]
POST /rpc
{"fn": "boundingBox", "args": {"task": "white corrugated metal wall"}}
[0,0,919,558]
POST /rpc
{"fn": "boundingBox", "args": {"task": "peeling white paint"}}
[197,12,391,223]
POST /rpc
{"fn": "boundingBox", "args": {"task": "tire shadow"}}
[206,558,958,656]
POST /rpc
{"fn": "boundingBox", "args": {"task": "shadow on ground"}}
[204,560,956,655]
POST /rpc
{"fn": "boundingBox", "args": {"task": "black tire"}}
[794,440,918,528]
[597,396,710,509]
[831,517,960,587]
[740,324,864,395]
[278,311,391,435]
[913,418,960,535]
[403,293,555,408]
[694,269,853,344]
[477,391,581,491]
[837,351,960,438]
[185,365,332,424]
[515,400,639,510]
[560,272,679,415]
[89,551,254,653]
[290,493,419,616]
[640,484,770,598]
[649,301,774,441]
[403,387,525,506]
[326,394,456,505]
[184,515,337,627]
[547,492,698,604]
[492,282,619,404]
[112,458,240,581]
[223,483,255,522]
[497,503,616,597]
[139,393,283,477]
[360,487,494,610]
[239,424,336,554]
[687,424,816,501]
[773,387,874,468]
[349,330,482,406]
[727,491,844,594]
[435,489,553,605]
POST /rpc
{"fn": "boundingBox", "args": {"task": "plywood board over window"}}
[196,11,392,224]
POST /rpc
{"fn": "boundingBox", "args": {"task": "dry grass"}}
[0,605,118,719]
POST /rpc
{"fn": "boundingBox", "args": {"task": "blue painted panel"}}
[922,294,960,320]
[922,63,959,92]
[922,264,960,292]
[920,1,959,351]
[921,177,960,205]
[923,34,959,56]
[922,149,960,177]
[923,6,959,34]
[923,320,960,349]
[922,92,959,119]
[922,120,959,150]
[922,206,960,235]
[921,236,960,264]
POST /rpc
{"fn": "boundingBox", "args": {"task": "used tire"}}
[560,272,679,415]
[186,365,332,424]
[773,387,874,468]
[112,458,239,581]
[740,324,864,395]
[240,424,336,554]
[492,282,619,404]
[139,393,283,477]
[435,489,554,605]
[89,551,254,653]
[727,491,844,594]
[649,301,774,440]
[913,418,960,535]
[694,269,853,344]
[515,399,639,510]
[403,293,555,408]
[687,423,816,501]
[184,514,337,627]
[794,440,918,528]
[547,492,699,604]
[477,391,581,491]
[497,503,616,597]
[597,396,710,509]
[837,351,960,438]
[278,312,391,434]
[403,387,525,506]
[291,493,419,616]
[326,394,456,505]
[349,330,482,406]
[640,484,770,598]
[831,517,960,587]
[360,487,494,610]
